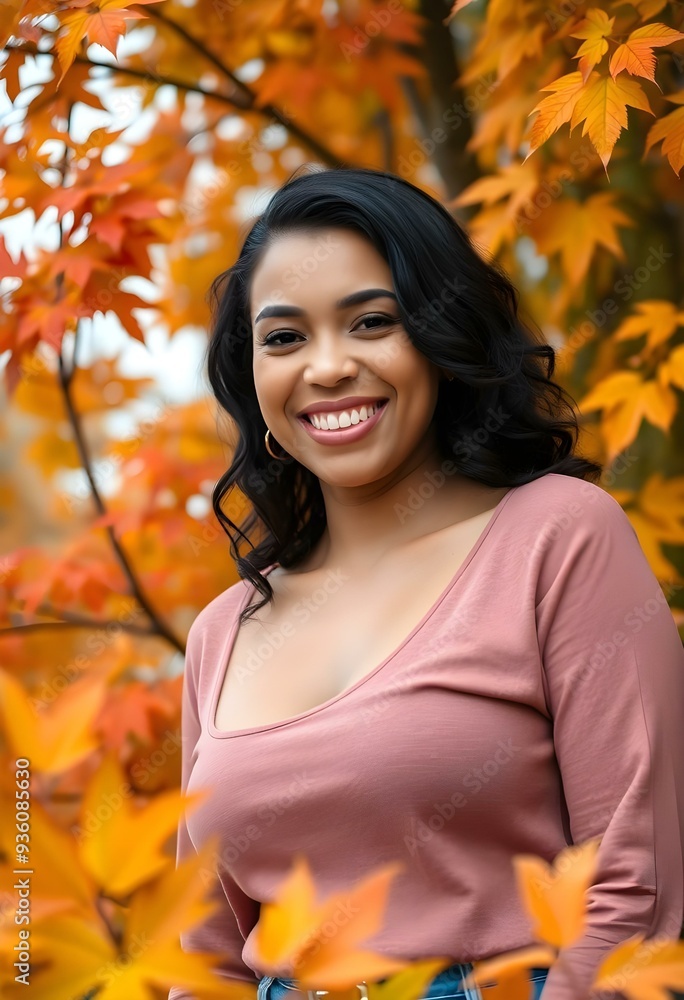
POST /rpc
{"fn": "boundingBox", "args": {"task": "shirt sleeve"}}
[534,486,684,1000]
[168,618,259,1000]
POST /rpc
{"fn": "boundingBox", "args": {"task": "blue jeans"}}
[256,962,549,1000]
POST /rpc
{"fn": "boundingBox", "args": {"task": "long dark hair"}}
[205,164,602,624]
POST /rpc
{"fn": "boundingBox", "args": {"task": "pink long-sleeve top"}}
[168,472,684,1000]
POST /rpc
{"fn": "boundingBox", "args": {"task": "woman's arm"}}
[535,486,684,1000]
[168,617,259,1000]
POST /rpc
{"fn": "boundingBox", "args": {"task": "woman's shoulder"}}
[185,575,255,649]
[511,472,628,529]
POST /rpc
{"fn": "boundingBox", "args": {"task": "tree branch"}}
[51,114,185,656]
[137,5,347,167]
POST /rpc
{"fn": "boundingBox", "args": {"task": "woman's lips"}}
[297,400,389,445]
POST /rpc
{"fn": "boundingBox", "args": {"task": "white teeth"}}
[308,402,383,431]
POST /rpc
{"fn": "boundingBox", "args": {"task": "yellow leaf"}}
[528,192,633,288]
[525,71,586,155]
[570,9,615,81]
[613,300,684,353]
[23,427,81,478]
[569,71,654,171]
[513,839,601,949]
[593,934,684,998]
[451,160,540,219]
[27,914,118,1000]
[609,23,684,83]
[658,343,684,391]
[0,668,105,774]
[117,834,258,1000]
[461,946,556,996]
[369,958,455,1000]
[254,854,411,989]
[497,22,546,81]
[580,372,677,459]
[645,100,684,175]
[78,752,201,897]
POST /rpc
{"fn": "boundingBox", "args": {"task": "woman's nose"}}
[302,337,360,384]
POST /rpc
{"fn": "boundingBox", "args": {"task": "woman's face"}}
[249,227,443,488]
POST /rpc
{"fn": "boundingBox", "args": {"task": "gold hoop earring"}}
[264,428,289,460]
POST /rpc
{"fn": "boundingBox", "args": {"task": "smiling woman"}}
[168,166,684,1000]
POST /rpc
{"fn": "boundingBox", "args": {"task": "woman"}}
[168,166,684,1000]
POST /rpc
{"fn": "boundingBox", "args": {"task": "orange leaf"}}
[613,300,684,353]
[580,371,677,458]
[609,22,684,83]
[527,192,633,288]
[593,934,684,998]
[513,839,602,949]
[77,751,201,896]
[525,72,586,156]
[570,9,615,82]
[0,668,106,774]
[645,97,684,175]
[55,0,165,85]
[463,946,556,999]
[255,854,410,989]
[569,71,654,171]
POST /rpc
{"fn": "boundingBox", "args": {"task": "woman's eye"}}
[262,331,299,346]
[261,314,397,346]
[356,313,397,330]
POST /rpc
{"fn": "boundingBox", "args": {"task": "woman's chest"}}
[213,515,501,735]
[213,572,447,733]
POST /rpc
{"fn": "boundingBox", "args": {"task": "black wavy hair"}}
[204,164,602,624]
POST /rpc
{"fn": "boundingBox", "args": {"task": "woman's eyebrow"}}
[253,288,397,325]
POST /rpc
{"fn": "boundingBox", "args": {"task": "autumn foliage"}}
[1,0,684,997]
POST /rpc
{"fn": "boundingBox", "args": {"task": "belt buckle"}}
[306,983,369,1000]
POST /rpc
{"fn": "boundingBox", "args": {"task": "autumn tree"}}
[1,0,684,996]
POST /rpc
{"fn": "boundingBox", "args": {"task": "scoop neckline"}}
[208,483,521,739]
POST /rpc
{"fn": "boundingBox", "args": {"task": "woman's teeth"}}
[308,402,382,430]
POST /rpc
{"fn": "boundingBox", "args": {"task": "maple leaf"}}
[460,841,601,997]
[569,70,654,171]
[636,473,684,542]
[77,752,199,896]
[55,0,165,85]
[526,192,633,288]
[570,8,615,82]
[525,71,587,156]
[461,947,556,999]
[579,370,678,458]
[609,22,684,83]
[0,668,107,774]
[254,854,415,989]
[613,299,684,354]
[451,159,540,218]
[658,343,684,393]
[644,91,684,174]
[593,935,684,998]
[513,838,602,949]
